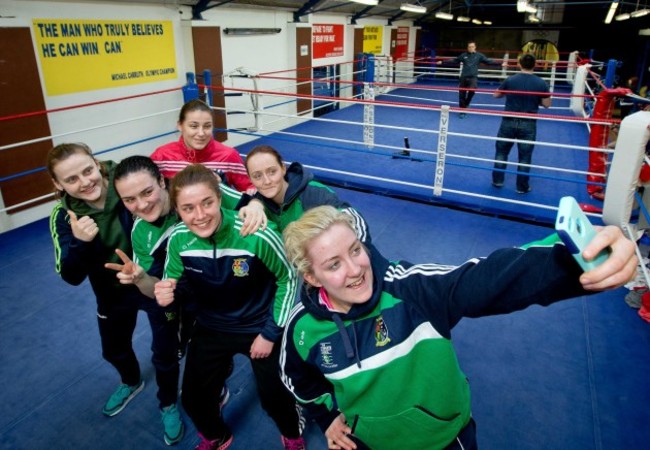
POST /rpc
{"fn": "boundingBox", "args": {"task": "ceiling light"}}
[525,5,538,13]
[615,12,631,20]
[605,0,619,24]
[472,19,482,25]
[350,0,379,5]
[435,12,454,20]
[631,8,650,18]
[457,16,471,22]
[528,14,540,23]
[483,20,492,25]
[517,0,528,13]
[400,3,427,14]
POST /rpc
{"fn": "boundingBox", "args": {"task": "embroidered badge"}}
[320,342,337,369]
[232,258,250,277]
[374,316,391,347]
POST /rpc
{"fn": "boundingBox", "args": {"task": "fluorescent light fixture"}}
[605,1,619,24]
[483,20,492,25]
[435,11,454,20]
[350,0,379,5]
[615,12,631,20]
[400,3,427,14]
[223,28,282,35]
[457,16,471,22]
[631,8,650,18]
[517,0,528,13]
[472,18,482,25]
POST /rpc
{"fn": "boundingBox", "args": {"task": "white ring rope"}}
[216,86,612,126]
[0,192,55,214]
[216,105,615,156]
[0,108,179,152]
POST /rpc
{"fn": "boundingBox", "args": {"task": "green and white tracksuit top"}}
[163,208,297,342]
[280,235,588,450]
[131,183,245,279]
[252,162,370,243]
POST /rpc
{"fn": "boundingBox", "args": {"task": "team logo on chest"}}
[320,342,337,369]
[232,258,250,277]
[374,316,391,347]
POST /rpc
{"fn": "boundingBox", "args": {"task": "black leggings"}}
[97,293,180,408]
[182,325,303,440]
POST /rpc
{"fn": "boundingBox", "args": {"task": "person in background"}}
[150,99,255,193]
[244,144,370,242]
[47,143,183,446]
[154,164,305,450]
[437,41,497,117]
[491,53,551,194]
[280,205,636,450]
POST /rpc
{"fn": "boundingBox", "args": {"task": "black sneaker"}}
[516,187,532,194]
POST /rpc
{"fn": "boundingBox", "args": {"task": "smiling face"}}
[51,152,107,208]
[246,151,288,205]
[115,170,169,223]
[303,222,373,313]
[175,181,222,238]
[178,109,213,151]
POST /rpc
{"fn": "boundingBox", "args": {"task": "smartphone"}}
[555,196,610,271]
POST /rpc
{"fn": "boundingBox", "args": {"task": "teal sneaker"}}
[102,380,145,417]
[161,404,185,445]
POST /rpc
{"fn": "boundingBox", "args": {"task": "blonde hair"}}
[282,205,355,276]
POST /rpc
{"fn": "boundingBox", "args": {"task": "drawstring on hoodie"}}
[332,314,362,368]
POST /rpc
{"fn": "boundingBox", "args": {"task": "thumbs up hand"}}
[68,210,99,242]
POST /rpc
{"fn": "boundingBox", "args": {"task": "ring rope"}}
[0,109,179,152]
[0,87,180,123]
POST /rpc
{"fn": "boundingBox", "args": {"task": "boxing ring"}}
[2,51,650,450]
[1,53,647,231]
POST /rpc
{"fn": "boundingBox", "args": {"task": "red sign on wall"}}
[313,24,344,59]
[394,26,409,59]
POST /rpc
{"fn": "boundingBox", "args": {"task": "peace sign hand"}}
[68,210,99,242]
[104,248,145,285]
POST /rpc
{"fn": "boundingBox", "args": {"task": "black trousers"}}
[97,293,180,408]
[182,325,302,441]
[458,76,478,108]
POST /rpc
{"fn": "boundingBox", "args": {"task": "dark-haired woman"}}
[150,99,255,193]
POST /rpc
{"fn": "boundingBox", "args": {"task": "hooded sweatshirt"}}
[49,161,139,304]
[252,162,370,243]
[280,235,588,450]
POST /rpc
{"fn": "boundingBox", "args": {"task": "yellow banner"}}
[362,26,383,54]
[32,19,177,96]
